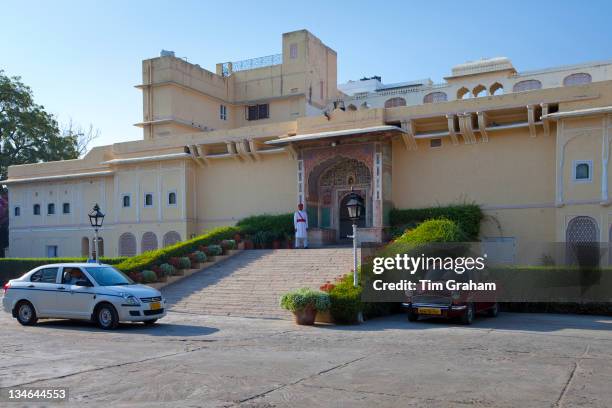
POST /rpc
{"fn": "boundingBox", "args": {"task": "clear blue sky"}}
[2,0,611,149]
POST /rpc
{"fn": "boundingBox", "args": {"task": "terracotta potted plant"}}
[280,287,331,325]
[244,238,254,250]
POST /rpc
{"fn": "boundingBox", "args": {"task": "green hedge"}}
[236,213,293,240]
[395,218,466,244]
[0,257,126,285]
[328,273,363,324]
[389,204,483,240]
[115,226,240,273]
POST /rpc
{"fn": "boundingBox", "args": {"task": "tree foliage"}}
[0,70,80,181]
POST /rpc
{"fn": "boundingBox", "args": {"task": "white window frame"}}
[121,193,132,208]
[167,190,178,208]
[47,203,55,216]
[220,104,227,120]
[144,192,154,208]
[572,160,593,183]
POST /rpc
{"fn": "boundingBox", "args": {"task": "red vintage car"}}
[401,269,499,325]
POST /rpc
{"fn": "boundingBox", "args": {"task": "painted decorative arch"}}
[472,84,487,97]
[513,80,542,92]
[384,97,406,108]
[118,233,137,257]
[563,72,592,86]
[457,87,471,99]
[163,231,182,247]
[423,91,447,104]
[141,232,158,252]
[489,82,504,95]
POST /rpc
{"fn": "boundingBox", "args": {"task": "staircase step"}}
[162,248,354,319]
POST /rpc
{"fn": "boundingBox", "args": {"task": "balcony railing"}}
[221,54,282,76]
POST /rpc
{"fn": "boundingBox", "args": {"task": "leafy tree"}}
[0,70,80,182]
[0,70,97,255]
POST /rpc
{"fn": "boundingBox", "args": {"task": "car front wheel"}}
[460,303,474,325]
[96,303,119,330]
[15,301,37,326]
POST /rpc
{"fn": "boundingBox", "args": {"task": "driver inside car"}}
[63,268,86,285]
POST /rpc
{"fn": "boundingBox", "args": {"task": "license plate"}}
[150,302,161,310]
[418,307,442,315]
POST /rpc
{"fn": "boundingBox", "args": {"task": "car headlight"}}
[121,294,140,306]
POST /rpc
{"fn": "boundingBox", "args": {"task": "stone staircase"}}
[162,248,355,319]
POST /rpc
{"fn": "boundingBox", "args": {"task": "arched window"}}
[489,82,504,95]
[423,92,447,104]
[384,97,406,108]
[33,204,40,215]
[563,73,592,86]
[163,231,181,247]
[347,104,357,111]
[473,85,487,98]
[81,237,90,257]
[97,237,105,257]
[566,216,599,266]
[513,80,542,92]
[118,232,137,257]
[457,87,471,99]
[168,191,177,206]
[47,203,55,215]
[141,232,158,252]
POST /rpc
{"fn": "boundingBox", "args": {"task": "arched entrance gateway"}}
[307,157,371,241]
[265,118,403,245]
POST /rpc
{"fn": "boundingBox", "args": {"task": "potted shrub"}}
[141,270,157,283]
[192,250,207,267]
[233,233,242,244]
[168,257,181,269]
[280,287,331,325]
[243,237,254,250]
[159,263,176,278]
[152,265,167,282]
[220,239,236,254]
[176,257,191,275]
[207,244,223,257]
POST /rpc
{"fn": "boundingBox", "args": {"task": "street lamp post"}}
[345,189,363,287]
[88,204,105,263]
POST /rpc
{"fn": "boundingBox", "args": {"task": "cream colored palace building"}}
[4,30,612,262]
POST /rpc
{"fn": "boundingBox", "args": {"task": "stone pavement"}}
[1,311,612,407]
[162,248,355,319]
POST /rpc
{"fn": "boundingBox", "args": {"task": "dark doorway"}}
[339,193,366,240]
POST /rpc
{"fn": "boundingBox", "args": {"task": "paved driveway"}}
[0,311,611,407]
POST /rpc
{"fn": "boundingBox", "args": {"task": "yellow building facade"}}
[4,30,612,263]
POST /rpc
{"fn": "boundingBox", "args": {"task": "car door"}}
[55,267,96,318]
[26,267,61,317]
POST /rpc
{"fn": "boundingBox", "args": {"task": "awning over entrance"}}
[265,125,406,145]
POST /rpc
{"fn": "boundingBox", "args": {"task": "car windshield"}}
[84,266,134,286]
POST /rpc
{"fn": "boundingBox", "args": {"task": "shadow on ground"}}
[32,319,219,337]
[318,311,612,333]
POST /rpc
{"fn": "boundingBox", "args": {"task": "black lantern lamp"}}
[88,204,105,229]
[345,189,363,221]
[88,204,105,262]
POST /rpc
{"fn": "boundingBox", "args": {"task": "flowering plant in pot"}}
[243,237,254,250]
[280,287,331,325]
[152,265,167,282]
[192,250,207,264]
[220,239,236,253]
[141,270,157,283]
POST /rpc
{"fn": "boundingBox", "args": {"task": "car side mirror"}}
[75,280,93,287]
